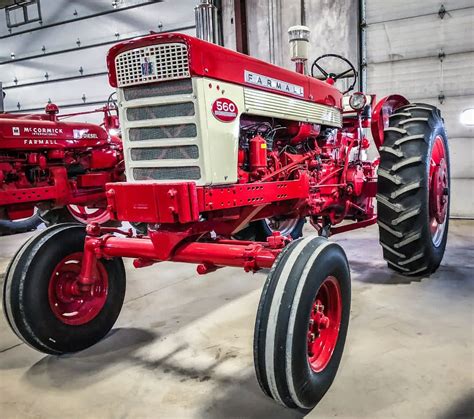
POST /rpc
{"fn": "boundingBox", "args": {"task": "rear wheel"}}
[376,103,450,276]
[3,224,126,354]
[254,236,351,412]
[41,205,112,226]
[239,217,305,241]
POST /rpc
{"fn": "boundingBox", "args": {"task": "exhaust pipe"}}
[195,0,219,44]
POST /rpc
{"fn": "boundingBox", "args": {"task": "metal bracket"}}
[438,5,447,19]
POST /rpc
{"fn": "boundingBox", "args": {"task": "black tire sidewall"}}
[7,226,125,354]
[254,237,351,411]
[283,244,350,409]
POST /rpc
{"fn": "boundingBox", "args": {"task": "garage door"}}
[365,0,474,217]
[0,0,196,124]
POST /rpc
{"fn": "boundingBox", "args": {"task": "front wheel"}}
[254,236,351,412]
[3,224,126,355]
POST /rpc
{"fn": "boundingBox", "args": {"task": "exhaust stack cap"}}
[288,25,310,62]
[195,0,219,44]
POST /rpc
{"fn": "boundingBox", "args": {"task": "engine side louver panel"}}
[244,88,342,128]
[130,145,199,161]
[133,167,201,181]
[129,124,197,141]
[127,103,195,121]
[123,79,193,101]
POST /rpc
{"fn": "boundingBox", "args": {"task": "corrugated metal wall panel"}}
[451,179,474,218]
[4,75,112,112]
[0,0,196,113]
[449,138,474,179]
[366,2,474,217]
[1,1,195,59]
[412,96,474,139]
[367,52,474,99]
[366,0,473,24]
[367,8,474,64]
[0,0,141,37]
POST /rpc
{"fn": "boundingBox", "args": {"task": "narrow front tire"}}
[254,236,351,412]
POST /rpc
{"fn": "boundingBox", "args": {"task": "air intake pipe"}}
[195,0,219,44]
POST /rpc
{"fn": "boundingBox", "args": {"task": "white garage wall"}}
[365,1,474,218]
[0,0,197,123]
[221,0,359,72]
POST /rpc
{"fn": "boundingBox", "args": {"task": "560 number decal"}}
[211,98,238,123]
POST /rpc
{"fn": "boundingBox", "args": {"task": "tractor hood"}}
[0,115,109,149]
[107,33,343,110]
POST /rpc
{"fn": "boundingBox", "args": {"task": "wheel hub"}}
[307,276,342,373]
[265,217,299,236]
[67,205,110,224]
[428,136,449,247]
[48,252,108,325]
[430,157,448,224]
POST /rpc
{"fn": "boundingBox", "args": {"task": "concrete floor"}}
[0,221,473,419]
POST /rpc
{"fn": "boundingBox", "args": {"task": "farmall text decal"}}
[244,71,304,97]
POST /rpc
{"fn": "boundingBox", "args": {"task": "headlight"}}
[349,93,367,110]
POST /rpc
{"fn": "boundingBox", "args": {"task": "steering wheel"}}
[311,54,357,94]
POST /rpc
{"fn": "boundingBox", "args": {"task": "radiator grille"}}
[131,146,199,161]
[127,102,195,121]
[133,167,201,181]
[123,79,193,101]
[115,43,190,87]
[129,124,197,141]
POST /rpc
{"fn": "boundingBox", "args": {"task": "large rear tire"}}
[377,103,450,276]
[3,224,126,355]
[254,236,351,412]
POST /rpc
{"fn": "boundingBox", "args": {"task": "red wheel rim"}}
[429,136,448,247]
[66,205,110,224]
[48,252,108,326]
[307,276,342,373]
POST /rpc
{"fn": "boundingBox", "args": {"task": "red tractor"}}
[0,99,124,234]
[2,26,449,412]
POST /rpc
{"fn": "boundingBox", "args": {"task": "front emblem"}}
[140,57,155,77]
[12,127,20,136]
[211,98,239,123]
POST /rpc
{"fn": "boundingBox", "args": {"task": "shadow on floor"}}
[349,260,423,285]
[23,327,157,389]
[198,371,303,419]
[436,390,474,419]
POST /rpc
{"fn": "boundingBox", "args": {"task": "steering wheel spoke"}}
[311,54,358,94]
[313,63,329,78]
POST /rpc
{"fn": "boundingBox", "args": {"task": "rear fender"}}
[371,95,410,149]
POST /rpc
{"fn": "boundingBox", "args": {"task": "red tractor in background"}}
[2,22,450,413]
[0,98,124,234]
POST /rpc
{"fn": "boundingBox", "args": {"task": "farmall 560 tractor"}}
[3,21,449,412]
[0,100,124,234]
